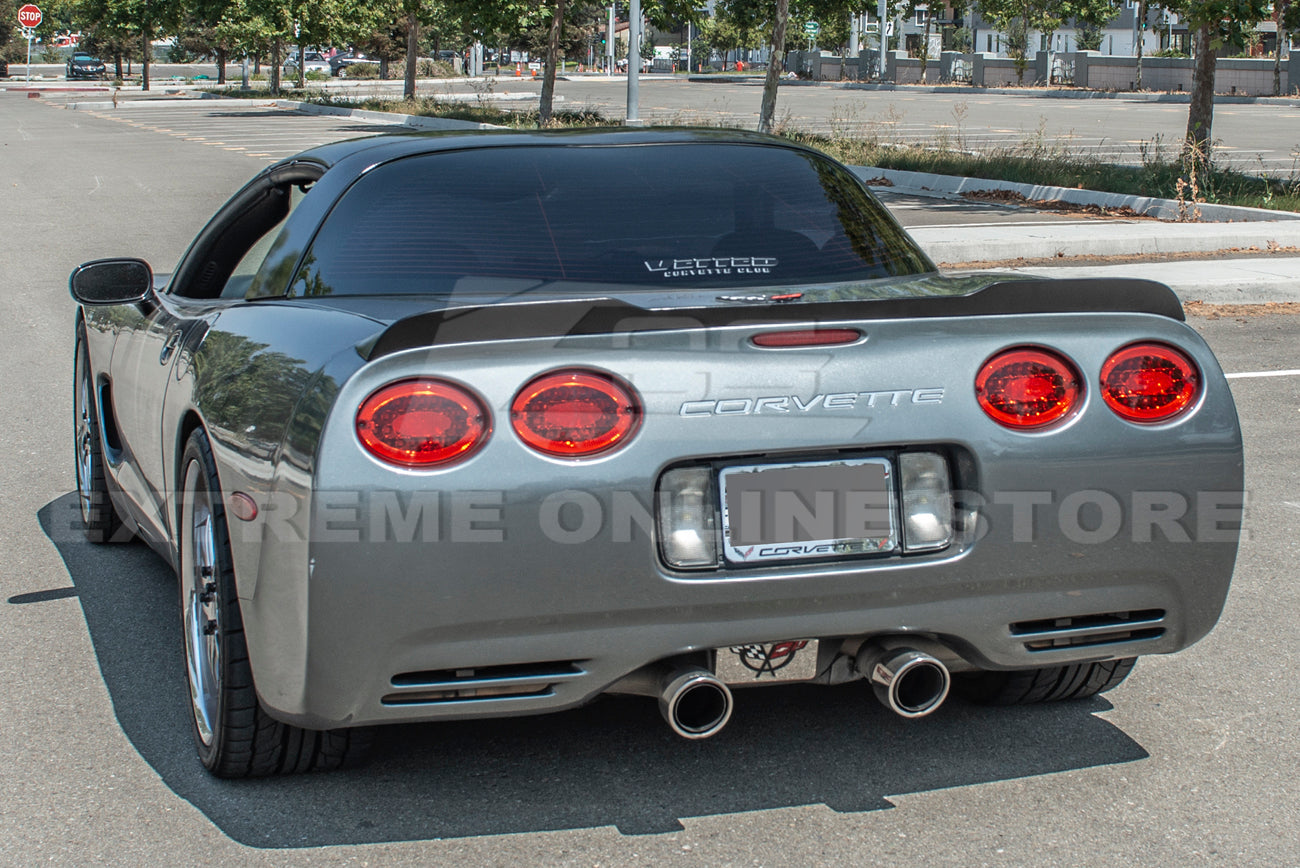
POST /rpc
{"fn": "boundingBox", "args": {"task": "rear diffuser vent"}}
[383,660,586,706]
[1011,609,1166,652]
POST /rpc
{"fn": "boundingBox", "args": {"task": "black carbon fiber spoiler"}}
[363,277,1184,361]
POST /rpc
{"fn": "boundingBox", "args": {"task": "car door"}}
[107,162,323,547]
[105,292,198,546]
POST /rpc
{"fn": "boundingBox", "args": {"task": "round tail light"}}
[356,379,490,467]
[976,347,1082,429]
[1101,343,1200,423]
[511,369,641,457]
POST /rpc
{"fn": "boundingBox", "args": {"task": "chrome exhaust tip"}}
[659,669,734,740]
[856,648,951,719]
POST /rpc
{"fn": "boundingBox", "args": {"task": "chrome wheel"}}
[75,350,95,527]
[182,459,221,747]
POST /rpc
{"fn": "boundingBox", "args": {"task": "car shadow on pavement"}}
[38,492,1149,848]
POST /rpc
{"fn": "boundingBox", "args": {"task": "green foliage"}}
[341,59,380,77]
[1162,0,1271,48]
[1076,22,1104,50]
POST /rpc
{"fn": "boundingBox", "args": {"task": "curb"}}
[907,221,1300,264]
[269,99,500,130]
[850,165,1300,223]
[960,256,1300,304]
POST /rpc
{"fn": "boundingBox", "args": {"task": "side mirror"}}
[69,258,154,306]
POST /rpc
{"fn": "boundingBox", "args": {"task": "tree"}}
[1274,0,1300,96]
[539,0,567,124]
[977,0,1037,82]
[757,0,790,132]
[1164,0,1270,160]
[1072,0,1119,52]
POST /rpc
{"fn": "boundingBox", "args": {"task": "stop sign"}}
[17,4,42,28]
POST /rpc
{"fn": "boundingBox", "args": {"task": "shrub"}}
[343,62,380,79]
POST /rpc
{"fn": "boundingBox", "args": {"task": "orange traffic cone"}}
[515,62,521,77]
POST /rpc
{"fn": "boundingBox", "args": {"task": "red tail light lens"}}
[976,347,1082,429]
[356,379,489,467]
[511,369,641,457]
[1101,343,1200,423]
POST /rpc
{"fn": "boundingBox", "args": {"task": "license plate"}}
[716,639,820,684]
[719,457,897,565]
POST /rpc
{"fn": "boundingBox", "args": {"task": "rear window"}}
[289,142,931,297]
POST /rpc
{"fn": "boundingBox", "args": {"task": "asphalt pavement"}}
[2,88,1299,866]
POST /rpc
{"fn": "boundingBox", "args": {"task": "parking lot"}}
[1,91,1298,865]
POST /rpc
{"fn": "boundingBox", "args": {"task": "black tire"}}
[74,331,130,544]
[954,658,1136,705]
[179,428,371,777]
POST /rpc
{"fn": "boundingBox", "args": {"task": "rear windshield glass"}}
[289,142,931,297]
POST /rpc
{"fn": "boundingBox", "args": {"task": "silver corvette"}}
[70,129,1243,777]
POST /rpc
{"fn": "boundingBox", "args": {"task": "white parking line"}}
[1225,369,1300,379]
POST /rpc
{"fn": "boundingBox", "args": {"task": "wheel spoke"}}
[183,478,221,747]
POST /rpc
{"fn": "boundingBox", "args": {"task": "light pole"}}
[626,0,641,123]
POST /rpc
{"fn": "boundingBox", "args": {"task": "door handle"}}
[159,330,182,365]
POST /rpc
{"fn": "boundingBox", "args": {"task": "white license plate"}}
[719,457,897,565]
[716,640,820,684]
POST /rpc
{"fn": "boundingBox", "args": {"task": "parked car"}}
[66,52,106,80]
[69,128,1242,777]
[283,51,332,76]
[329,51,378,76]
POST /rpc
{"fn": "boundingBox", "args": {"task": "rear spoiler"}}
[363,277,1184,361]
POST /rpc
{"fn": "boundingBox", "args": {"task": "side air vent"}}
[382,660,586,706]
[1011,609,1166,652]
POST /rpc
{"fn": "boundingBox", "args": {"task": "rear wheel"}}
[74,331,128,543]
[955,658,1136,705]
[180,428,370,777]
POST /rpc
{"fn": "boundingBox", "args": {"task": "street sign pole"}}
[17,4,43,83]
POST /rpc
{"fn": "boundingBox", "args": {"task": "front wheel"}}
[179,428,370,777]
[954,658,1136,705]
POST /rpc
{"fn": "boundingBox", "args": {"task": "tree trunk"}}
[1184,24,1217,161]
[216,47,226,85]
[297,43,306,89]
[405,11,419,99]
[1135,0,1145,90]
[114,54,123,80]
[540,0,567,125]
[920,14,932,79]
[270,39,282,95]
[758,0,790,133]
[1274,5,1284,96]
[142,29,150,91]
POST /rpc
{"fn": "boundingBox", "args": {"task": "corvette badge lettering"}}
[680,388,945,417]
[645,256,777,279]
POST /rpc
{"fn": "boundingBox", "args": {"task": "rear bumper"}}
[253,512,1236,729]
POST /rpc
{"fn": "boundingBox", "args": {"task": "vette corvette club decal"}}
[644,256,777,279]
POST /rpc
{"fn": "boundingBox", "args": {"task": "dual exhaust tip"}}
[653,646,950,741]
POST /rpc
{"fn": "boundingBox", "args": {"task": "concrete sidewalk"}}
[911,223,1300,304]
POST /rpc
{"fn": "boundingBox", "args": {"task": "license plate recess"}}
[716,639,820,684]
[719,457,897,565]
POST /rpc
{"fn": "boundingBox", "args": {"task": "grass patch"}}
[798,133,1300,213]
[800,135,1300,217]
